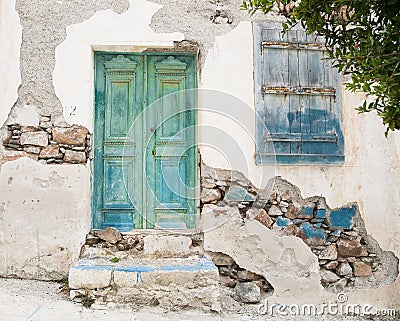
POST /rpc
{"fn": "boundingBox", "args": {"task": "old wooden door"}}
[93,53,197,231]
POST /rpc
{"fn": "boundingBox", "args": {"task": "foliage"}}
[109,257,121,263]
[241,0,400,134]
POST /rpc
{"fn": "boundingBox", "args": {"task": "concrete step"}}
[68,256,220,311]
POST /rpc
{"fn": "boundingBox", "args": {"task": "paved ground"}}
[1,277,397,321]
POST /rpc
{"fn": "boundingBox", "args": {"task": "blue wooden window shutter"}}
[254,22,344,165]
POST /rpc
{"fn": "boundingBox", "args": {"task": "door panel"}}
[145,55,197,229]
[93,53,197,231]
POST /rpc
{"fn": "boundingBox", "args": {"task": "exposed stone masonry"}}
[200,164,399,292]
[208,252,273,304]
[3,123,90,164]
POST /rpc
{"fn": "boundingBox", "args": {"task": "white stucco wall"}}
[0,158,90,280]
[0,0,22,126]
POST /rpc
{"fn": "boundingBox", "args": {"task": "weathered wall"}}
[0,157,90,280]
[0,0,22,126]
[0,0,398,312]
[0,0,131,280]
[195,18,400,260]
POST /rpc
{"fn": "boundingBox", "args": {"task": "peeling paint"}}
[0,0,22,127]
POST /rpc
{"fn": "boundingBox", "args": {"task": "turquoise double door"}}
[93,53,197,231]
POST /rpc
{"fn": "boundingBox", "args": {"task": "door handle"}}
[152,149,156,156]
[150,127,156,133]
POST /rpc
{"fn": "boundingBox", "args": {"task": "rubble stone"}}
[320,269,340,283]
[224,186,255,202]
[268,205,283,216]
[280,225,306,239]
[64,150,86,163]
[275,217,293,227]
[336,262,353,276]
[234,282,261,303]
[324,261,339,270]
[252,209,273,228]
[202,178,216,189]
[337,239,364,257]
[39,144,60,159]
[201,188,221,203]
[23,146,41,154]
[85,234,100,246]
[319,244,338,260]
[52,126,88,146]
[353,261,373,277]
[328,278,347,291]
[96,227,122,244]
[20,131,48,147]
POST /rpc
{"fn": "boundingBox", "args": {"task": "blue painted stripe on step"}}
[73,259,217,273]
[114,266,156,273]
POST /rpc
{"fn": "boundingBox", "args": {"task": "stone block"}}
[285,204,300,219]
[280,225,306,239]
[319,244,338,260]
[113,265,217,289]
[329,205,357,229]
[320,269,340,283]
[201,188,221,203]
[315,209,327,219]
[297,206,314,218]
[324,261,339,270]
[21,126,42,133]
[220,275,237,287]
[336,262,352,276]
[52,126,88,146]
[252,209,273,228]
[268,205,283,216]
[96,227,121,244]
[20,131,48,147]
[352,261,372,277]
[224,185,255,202]
[337,239,364,257]
[143,234,192,257]
[68,265,112,289]
[275,217,293,227]
[300,222,327,240]
[201,177,216,189]
[234,281,260,303]
[64,150,86,163]
[24,146,41,154]
[39,144,60,159]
